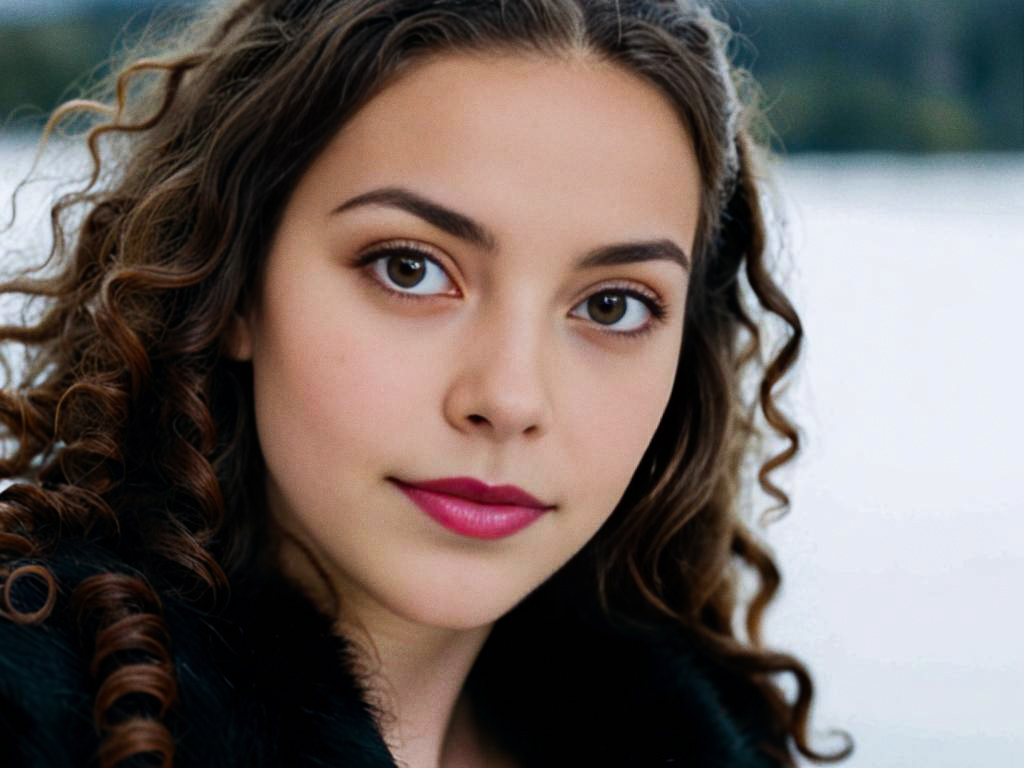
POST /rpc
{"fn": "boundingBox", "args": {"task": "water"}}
[3,138,1023,766]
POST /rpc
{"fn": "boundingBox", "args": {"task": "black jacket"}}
[0,538,786,767]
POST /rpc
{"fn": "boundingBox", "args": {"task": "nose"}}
[442,301,552,443]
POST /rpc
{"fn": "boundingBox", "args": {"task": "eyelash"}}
[354,243,669,340]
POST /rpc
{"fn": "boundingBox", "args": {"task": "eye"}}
[361,243,459,298]
[569,288,666,336]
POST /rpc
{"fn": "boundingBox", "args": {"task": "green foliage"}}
[0,2,193,133]
[0,17,112,128]
[0,0,1021,151]
[723,0,1024,152]
[758,69,982,152]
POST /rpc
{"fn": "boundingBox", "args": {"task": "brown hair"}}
[0,1,852,765]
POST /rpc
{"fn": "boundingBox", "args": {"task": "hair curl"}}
[1,0,853,765]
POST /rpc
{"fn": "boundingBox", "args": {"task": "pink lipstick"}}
[390,476,554,539]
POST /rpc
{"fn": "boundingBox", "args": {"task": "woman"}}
[0,1,852,766]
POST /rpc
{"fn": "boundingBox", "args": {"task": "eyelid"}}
[355,240,461,298]
[577,279,662,307]
[358,239,447,266]
[570,281,669,339]
[354,241,670,337]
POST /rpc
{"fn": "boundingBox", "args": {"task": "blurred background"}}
[1,1,1022,765]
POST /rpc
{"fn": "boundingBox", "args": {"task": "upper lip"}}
[393,476,554,509]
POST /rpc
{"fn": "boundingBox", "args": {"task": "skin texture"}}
[228,51,701,767]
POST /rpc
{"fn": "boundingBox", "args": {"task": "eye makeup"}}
[351,240,672,339]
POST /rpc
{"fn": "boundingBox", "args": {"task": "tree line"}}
[1,0,1021,152]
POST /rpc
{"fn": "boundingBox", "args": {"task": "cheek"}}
[559,345,679,518]
[248,276,425,496]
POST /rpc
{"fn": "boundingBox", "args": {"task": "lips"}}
[389,476,554,539]
[398,476,553,509]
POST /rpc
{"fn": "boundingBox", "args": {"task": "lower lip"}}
[391,480,547,539]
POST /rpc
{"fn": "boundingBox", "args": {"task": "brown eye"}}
[364,245,458,297]
[386,253,427,288]
[587,292,627,325]
[569,287,661,336]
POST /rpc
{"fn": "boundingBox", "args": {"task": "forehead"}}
[299,52,702,252]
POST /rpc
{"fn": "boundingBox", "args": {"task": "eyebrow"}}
[330,186,690,272]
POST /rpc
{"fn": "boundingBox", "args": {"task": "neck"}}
[274,529,497,767]
[339,606,492,768]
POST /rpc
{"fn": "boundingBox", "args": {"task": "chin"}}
[377,571,538,632]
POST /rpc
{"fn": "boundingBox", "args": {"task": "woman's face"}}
[229,52,701,630]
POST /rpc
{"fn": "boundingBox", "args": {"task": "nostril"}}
[467,414,488,425]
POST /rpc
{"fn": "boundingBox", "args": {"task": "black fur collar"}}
[0,539,785,767]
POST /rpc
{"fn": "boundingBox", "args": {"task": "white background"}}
[766,153,1024,766]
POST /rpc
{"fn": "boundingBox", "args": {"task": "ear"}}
[224,311,254,361]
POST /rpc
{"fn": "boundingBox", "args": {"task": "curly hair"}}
[0,1,853,766]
